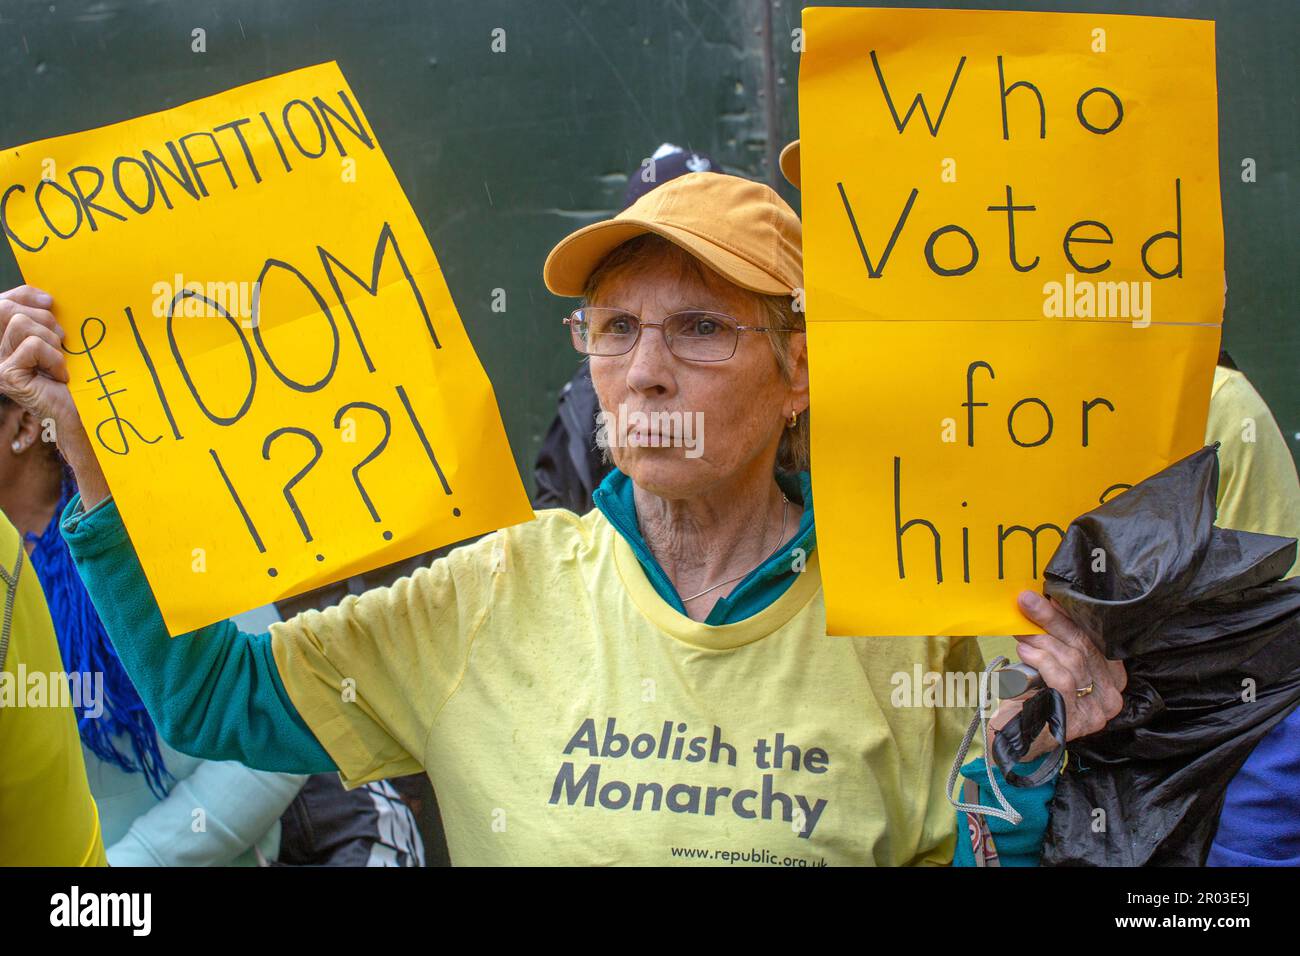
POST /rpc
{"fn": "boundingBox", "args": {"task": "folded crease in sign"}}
[994,444,1300,866]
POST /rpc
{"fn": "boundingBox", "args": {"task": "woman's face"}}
[586,252,807,500]
[0,400,58,514]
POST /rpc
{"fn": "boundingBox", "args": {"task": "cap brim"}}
[543,217,791,297]
[778,140,801,190]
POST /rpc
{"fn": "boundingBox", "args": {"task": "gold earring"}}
[787,410,798,429]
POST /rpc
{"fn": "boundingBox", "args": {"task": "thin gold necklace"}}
[681,493,790,603]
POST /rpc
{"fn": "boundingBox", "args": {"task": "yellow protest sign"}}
[798,9,1223,635]
[0,62,533,635]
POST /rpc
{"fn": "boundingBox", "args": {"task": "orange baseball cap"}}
[543,171,802,297]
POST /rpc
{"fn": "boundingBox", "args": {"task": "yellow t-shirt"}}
[981,365,1300,664]
[273,507,983,866]
[1205,366,1300,555]
[0,512,107,866]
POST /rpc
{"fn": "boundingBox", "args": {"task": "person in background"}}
[1197,353,1300,866]
[0,393,306,866]
[1203,351,1300,556]
[0,505,106,866]
[533,143,718,513]
[779,137,1300,867]
[274,775,426,867]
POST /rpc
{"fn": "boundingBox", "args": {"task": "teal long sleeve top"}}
[60,467,1053,863]
[60,491,336,773]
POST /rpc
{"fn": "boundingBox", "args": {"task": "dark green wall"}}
[1,0,1294,490]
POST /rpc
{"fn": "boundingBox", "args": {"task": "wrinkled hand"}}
[0,285,111,507]
[990,590,1127,761]
[0,284,76,426]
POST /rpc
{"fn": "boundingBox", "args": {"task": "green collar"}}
[592,468,817,625]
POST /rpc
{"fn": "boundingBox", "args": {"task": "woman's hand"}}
[0,285,75,422]
[990,590,1126,761]
[0,285,111,507]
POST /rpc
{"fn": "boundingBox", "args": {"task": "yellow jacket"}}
[0,509,107,866]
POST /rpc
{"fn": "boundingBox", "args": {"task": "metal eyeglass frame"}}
[563,307,802,363]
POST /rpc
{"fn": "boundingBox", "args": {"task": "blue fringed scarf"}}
[26,474,172,798]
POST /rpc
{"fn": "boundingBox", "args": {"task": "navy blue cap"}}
[622,143,718,209]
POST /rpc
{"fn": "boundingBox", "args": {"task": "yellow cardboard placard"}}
[0,62,533,635]
[799,9,1223,635]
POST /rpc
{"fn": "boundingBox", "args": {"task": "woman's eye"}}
[609,317,634,335]
[691,316,719,335]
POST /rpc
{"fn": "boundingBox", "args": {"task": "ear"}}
[7,407,47,454]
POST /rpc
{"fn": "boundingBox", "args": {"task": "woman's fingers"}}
[1018,591,1125,693]
[0,284,82,436]
[1012,589,1127,744]
[1017,591,1087,648]
[1016,638,1109,739]
[0,334,70,398]
[1014,639,1078,697]
[0,285,54,311]
[0,293,63,344]
[0,311,62,358]
[0,334,71,424]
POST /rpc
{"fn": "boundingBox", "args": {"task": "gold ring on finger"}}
[1076,682,1095,698]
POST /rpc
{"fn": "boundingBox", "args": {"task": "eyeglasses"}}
[564,307,797,363]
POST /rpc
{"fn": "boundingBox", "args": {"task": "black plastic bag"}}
[1008,444,1300,866]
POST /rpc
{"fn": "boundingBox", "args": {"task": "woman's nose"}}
[624,322,677,393]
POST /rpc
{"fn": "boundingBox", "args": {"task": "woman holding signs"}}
[0,172,1126,865]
